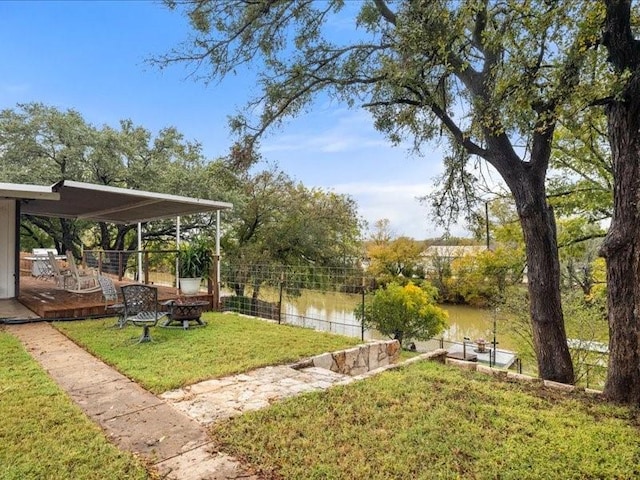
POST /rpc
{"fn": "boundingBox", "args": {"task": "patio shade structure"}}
[21,180,233,224]
[0,180,232,299]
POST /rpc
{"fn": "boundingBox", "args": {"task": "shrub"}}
[355,282,448,346]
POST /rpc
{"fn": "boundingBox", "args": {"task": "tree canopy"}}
[219,164,364,297]
[355,281,448,346]
[0,103,216,256]
[0,103,364,287]
[158,0,610,383]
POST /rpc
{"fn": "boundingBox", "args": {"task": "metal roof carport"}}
[0,180,232,300]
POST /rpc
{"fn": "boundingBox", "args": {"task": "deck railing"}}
[81,249,220,306]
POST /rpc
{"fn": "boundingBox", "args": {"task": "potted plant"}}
[177,237,211,295]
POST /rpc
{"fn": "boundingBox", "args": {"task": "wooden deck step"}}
[17,275,213,320]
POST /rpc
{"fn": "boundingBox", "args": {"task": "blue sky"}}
[0,1,467,239]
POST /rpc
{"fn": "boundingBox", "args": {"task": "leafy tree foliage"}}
[157,0,606,382]
[355,282,447,346]
[0,103,214,257]
[366,234,425,285]
[422,246,455,301]
[219,165,364,297]
[369,219,394,246]
[557,219,606,295]
[449,247,525,308]
[548,110,613,224]
[0,103,365,296]
[485,199,606,297]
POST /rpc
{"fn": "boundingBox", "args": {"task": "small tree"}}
[356,282,447,346]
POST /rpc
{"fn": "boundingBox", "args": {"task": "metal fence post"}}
[118,251,124,281]
[361,275,366,341]
[211,254,220,310]
[143,251,150,285]
[278,271,284,324]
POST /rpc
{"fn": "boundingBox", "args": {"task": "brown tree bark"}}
[601,0,640,404]
[518,196,574,382]
[505,167,575,383]
[600,98,640,402]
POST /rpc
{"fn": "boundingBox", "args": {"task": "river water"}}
[265,289,519,351]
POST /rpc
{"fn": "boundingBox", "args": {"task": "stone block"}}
[476,365,507,379]
[476,364,493,375]
[423,349,448,363]
[584,388,603,396]
[386,340,401,361]
[350,366,368,376]
[445,358,477,371]
[368,344,381,369]
[506,372,542,384]
[543,380,576,392]
[354,348,368,370]
[312,353,334,371]
[332,351,346,374]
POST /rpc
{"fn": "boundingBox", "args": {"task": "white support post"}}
[216,210,221,287]
[137,223,143,282]
[216,210,220,282]
[176,216,181,292]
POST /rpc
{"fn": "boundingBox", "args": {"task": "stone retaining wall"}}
[291,340,401,376]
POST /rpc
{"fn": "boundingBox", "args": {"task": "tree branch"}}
[373,0,396,25]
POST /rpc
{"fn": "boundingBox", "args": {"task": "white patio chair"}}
[65,250,101,293]
[46,251,73,289]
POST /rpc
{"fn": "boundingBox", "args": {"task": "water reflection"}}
[264,288,519,350]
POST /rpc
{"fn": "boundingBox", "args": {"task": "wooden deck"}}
[17,275,214,320]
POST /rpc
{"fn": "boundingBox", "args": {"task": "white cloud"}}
[259,105,470,239]
[327,181,469,239]
[261,109,400,155]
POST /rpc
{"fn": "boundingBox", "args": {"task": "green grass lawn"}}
[211,361,640,480]
[54,312,362,393]
[0,329,149,480]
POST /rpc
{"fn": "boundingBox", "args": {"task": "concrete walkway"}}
[6,322,259,480]
[7,322,394,479]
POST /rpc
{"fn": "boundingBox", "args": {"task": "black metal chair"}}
[121,285,167,343]
[98,275,125,328]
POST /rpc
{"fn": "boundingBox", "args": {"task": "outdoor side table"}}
[161,300,208,329]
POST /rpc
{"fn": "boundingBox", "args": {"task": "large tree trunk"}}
[60,218,76,257]
[490,133,574,384]
[601,0,640,404]
[513,182,575,384]
[600,80,640,403]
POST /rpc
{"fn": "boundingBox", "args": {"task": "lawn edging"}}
[293,341,604,400]
[290,339,401,375]
[444,355,604,397]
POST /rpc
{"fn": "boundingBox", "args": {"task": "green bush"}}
[355,282,447,346]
